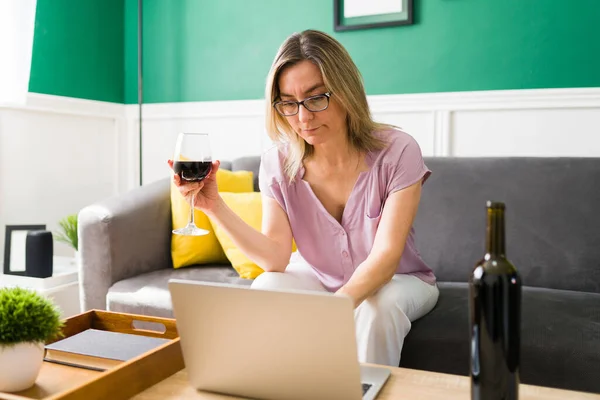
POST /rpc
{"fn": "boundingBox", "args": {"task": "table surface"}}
[132,365,600,400]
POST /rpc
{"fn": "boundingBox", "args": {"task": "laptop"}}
[168,279,391,400]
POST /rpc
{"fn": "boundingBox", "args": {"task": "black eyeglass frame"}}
[272,92,331,116]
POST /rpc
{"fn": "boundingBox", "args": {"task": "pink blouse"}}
[259,129,436,292]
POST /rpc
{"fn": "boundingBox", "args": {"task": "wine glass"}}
[172,132,213,236]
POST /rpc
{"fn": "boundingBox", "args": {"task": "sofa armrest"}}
[78,178,172,311]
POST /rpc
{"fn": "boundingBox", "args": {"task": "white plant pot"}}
[0,342,45,392]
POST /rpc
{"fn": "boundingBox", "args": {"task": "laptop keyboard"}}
[362,383,372,396]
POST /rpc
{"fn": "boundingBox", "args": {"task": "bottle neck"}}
[486,207,506,257]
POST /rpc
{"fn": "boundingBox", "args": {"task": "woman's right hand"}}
[168,159,222,212]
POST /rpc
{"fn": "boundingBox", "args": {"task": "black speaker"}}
[25,230,53,278]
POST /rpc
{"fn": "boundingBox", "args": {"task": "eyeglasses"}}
[273,92,331,116]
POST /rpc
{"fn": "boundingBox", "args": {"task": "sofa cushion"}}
[106,265,252,318]
[415,157,600,294]
[400,283,469,375]
[231,156,262,192]
[401,282,600,393]
[213,192,266,279]
[170,169,254,269]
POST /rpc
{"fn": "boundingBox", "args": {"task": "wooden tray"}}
[0,310,184,400]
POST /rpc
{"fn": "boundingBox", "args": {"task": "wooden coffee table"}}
[132,365,600,400]
[10,311,594,400]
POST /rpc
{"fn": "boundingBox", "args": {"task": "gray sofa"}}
[78,156,600,394]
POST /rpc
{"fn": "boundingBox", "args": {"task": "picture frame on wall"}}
[334,0,413,32]
[3,224,46,276]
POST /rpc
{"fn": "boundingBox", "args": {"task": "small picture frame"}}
[3,225,46,276]
[334,0,413,32]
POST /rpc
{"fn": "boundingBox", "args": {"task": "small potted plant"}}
[55,214,79,267]
[0,287,63,392]
[55,214,78,253]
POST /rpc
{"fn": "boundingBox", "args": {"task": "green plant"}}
[55,214,78,251]
[0,287,63,346]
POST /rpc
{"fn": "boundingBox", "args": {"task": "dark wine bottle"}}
[470,201,521,400]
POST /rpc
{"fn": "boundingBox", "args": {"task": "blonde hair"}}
[265,29,390,181]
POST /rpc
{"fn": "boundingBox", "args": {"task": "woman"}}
[170,29,438,367]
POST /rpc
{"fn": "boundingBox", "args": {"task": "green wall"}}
[27,0,600,104]
[132,0,600,104]
[124,0,139,105]
[29,0,124,103]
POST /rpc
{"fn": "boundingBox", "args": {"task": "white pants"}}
[251,253,439,366]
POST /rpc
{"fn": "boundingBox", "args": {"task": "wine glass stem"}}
[189,193,196,226]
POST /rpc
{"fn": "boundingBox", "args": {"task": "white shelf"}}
[0,256,78,290]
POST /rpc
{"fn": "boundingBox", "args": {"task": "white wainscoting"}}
[137,88,600,185]
[1,88,599,265]
[0,93,128,263]
[131,99,270,186]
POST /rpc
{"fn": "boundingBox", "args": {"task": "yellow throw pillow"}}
[211,192,297,279]
[171,169,254,268]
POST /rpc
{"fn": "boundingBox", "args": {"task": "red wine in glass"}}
[172,133,213,236]
[173,161,212,182]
